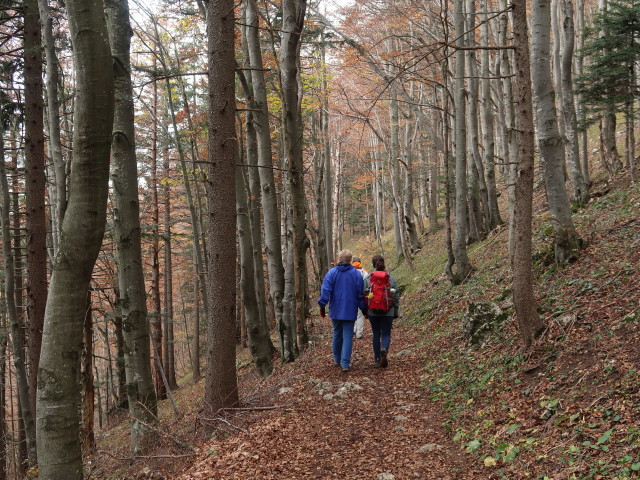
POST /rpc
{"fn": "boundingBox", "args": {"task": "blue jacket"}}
[318,263,365,321]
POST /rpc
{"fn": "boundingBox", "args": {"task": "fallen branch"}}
[97,449,196,461]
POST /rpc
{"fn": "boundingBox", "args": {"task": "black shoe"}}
[373,359,381,368]
[342,367,350,372]
[380,349,388,368]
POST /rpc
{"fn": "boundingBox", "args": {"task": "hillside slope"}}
[93,176,639,480]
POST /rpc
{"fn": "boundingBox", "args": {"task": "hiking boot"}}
[342,366,351,372]
[380,348,388,368]
[373,359,381,368]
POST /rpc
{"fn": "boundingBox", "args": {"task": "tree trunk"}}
[162,143,178,390]
[0,135,37,467]
[149,75,166,401]
[389,87,405,262]
[560,0,589,206]
[531,0,582,265]
[105,0,158,453]
[245,0,287,358]
[80,293,95,453]
[511,0,546,351]
[480,0,503,229]
[35,0,114,474]
[0,328,6,480]
[37,0,66,248]
[204,0,239,417]
[280,0,309,350]
[112,312,128,410]
[24,0,47,422]
[236,164,274,377]
[321,36,334,271]
[451,0,473,283]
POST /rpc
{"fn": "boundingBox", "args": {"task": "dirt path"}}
[179,323,483,480]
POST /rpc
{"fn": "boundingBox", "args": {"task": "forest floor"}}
[92,174,640,480]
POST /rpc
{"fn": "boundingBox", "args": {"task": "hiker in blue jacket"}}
[318,249,366,372]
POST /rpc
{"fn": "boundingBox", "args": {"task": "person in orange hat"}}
[351,257,368,339]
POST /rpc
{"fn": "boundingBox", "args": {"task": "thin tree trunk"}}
[480,0,503,229]
[0,326,7,480]
[105,0,158,452]
[37,0,66,246]
[80,293,95,453]
[0,137,37,467]
[511,0,545,350]
[560,0,589,205]
[204,0,239,417]
[236,163,274,377]
[321,36,334,271]
[149,75,166,401]
[35,0,114,474]
[162,143,178,390]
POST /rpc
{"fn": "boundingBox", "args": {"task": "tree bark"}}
[37,0,66,248]
[204,0,239,417]
[236,163,274,377]
[149,74,166,400]
[511,0,546,350]
[24,0,47,421]
[35,0,114,475]
[0,132,37,467]
[451,0,473,283]
[80,293,94,453]
[480,0,503,229]
[531,0,581,265]
[244,0,287,357]
[105,0,158,453]
[280,0,309,350]
[560,0,589,206]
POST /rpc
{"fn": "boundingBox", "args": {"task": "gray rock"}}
[377,474,395,480]
[417,444,441,452]
[278,387,293,395]
[393,415,409,422]
[462,302,509,346]
[394,426,407,432]
[323,393,334,401]
[395,349,413,357]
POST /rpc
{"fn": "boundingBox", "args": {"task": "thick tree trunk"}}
[35,0,114,475]
[560,0,589,206]
[389,87,405,262]
[105,0,158,453]
[511,0,546,351]
[531,0,581,265]
[24,0,47,421]
[280,0,309,350]
[204,0,239,416]
[0,331,6,480]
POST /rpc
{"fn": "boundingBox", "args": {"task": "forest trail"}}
[180,322,482,480]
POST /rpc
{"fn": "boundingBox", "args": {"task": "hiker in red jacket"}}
[363,255,400,368]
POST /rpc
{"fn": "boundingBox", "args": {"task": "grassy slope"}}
[347,175,638,480]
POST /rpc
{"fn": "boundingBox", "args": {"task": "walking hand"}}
[351,256,369,339]
[318,250,366,372]
[364,255,400,368]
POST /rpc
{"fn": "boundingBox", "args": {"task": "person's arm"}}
[390,275,400,318]
[318,269,334,316]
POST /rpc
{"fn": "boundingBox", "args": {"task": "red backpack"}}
[366,271,394,313]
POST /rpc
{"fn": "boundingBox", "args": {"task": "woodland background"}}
[0,0,637,478]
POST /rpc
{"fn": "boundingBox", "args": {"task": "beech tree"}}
[35,0,114,475]
[105,0,158,453]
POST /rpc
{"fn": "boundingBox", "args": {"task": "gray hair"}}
[337,249,353,263]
